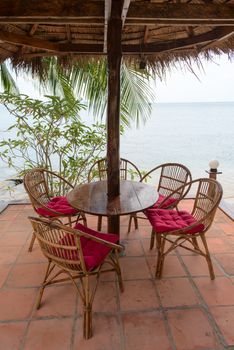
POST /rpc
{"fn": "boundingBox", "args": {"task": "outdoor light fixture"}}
[206,159,222,180]
[209,159,219,172]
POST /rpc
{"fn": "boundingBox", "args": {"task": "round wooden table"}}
[67,180,158,234]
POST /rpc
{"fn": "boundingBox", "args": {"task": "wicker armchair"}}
[88,157,142,230]
[24,168,86,252]
[128,163,192,233]
[29,216,124,339]
[147,178,223,279]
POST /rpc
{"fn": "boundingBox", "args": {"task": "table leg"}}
[108,216,120,235]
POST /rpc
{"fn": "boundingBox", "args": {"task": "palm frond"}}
[28,57,155,127]
[69,60,155,127]
[70,61,107,118]
[0,63,19,93]
[120,63,155,127]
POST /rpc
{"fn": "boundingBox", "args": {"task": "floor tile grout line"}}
[212,254,234,278]
[2,223,75,350]
[114,267,126,350]
[2,302,234,326]
[70,281,80,350]
[18,259,50,350]
[0,236,30,290]
[1,205,234,348]
[139,234,177,350]
[176,249,228,349]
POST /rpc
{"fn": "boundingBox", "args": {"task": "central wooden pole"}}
[107,0,122,234]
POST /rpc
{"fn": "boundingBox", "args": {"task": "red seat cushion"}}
[144,194,177,217]
[36,196,77,217]
[54,223,119,271]
[156,194,178,208]
[147,208,205,235]
[153,194,177,209]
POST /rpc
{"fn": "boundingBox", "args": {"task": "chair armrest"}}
[73,228,124,251]
[29,217,123,251]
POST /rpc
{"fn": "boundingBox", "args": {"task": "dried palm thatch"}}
[0,0,233,75]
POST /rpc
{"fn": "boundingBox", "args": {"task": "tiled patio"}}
[0,203,234,350]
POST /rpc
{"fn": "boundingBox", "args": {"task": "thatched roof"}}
[0,0,234,72]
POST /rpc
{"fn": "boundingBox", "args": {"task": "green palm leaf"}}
[36,58,155,127]
[68,60,155,127]
[0,63,19,93]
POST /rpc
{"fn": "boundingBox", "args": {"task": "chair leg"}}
[114,250,124,292]
[80,212,87,227]
[28,232,36,252]
[75,212,87,227]
[97,216,102,231]
[68,216,72,227]
[35,261,52,309]
[133,213,138,230]
[83,276,93,339]
[128,214,139,233]
[192,237,199,251]
[150,228,155,250]
[155,235,166,278]
[127,214,133,233]
[200,234,215,280]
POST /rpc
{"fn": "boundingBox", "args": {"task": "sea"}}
[0,102,234,199]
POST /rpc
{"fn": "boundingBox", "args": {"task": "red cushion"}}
[147,208,205,235]
[36,196,77,217]
[144,194,177,217]
[53,223,119,271]
[153,194,177,209]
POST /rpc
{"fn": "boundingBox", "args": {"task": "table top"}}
[67,180,158,216]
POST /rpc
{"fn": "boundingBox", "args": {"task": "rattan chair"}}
[29,216,124,339]
[128,163,192,233]
[88,157,142,230]
[147,178,223,279]
[24,168,86,252]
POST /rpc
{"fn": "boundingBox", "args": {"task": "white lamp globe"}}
[209,159,219,170]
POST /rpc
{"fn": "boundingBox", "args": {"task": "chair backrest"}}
[24,168,73,211]
[29,216,86,272]
[160,178,223,231]
[142,163,192,201]
[192,178,223,231]
[88,157,142,182]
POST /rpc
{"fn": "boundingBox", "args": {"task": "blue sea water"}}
[120,102,234,198]
[0,102,234,198]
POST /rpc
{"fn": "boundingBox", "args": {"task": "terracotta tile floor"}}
[0,204,234,350]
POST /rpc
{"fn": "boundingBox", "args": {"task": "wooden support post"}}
[107,0,122,234]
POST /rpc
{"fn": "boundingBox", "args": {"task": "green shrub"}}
[0,93,107,185]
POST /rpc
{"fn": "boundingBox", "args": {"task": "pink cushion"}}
[54,223,119,271]
[36,196,77,217]
[144,194,177,217]
[153,194,177,209]
[147,208,205,235]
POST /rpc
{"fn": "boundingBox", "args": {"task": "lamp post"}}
[206,160,222,180]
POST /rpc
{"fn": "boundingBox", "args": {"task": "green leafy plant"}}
[0,93,107,185]
[30,58,155,128]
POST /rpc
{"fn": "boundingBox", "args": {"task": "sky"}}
[12,54,234,103]
[152,55,234,103]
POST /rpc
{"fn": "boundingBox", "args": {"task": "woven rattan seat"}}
[24,168,86,251]
[128,163,192,233]
[29,216,124,339]
[149,178,223,279]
